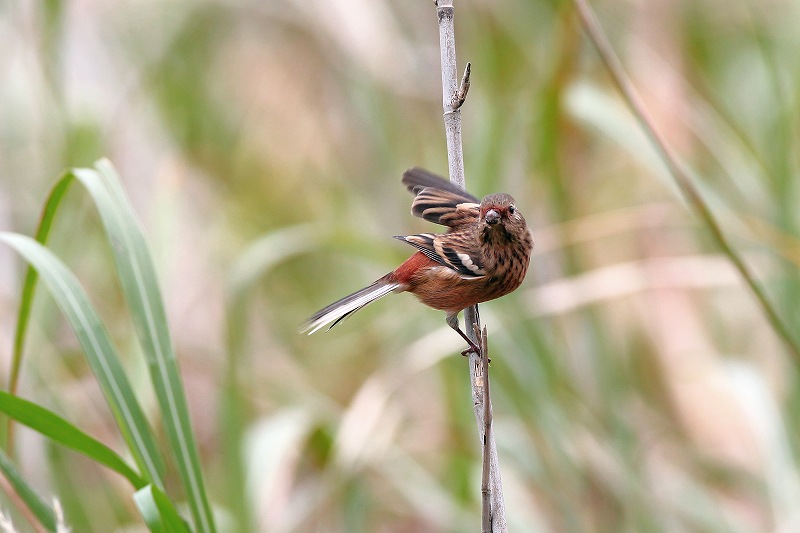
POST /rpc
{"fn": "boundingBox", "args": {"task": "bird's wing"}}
[394,232,485,278]
[402,168,480,229]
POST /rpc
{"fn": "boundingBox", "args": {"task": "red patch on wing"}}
[389,251,439,283]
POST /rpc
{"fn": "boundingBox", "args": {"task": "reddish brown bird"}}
[301,167,533,353]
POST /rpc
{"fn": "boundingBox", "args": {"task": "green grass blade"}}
[7,175,74,443]
[134,485,192,533]
[86,159,215,533]
[0,448,57,532]
[0,232,166,488]
[5,161,214,532]
[0,390,145,489]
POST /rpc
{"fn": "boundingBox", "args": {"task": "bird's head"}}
[479,193,527,242]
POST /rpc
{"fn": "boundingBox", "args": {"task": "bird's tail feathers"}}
[301,277,401,334]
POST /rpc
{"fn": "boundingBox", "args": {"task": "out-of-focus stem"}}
[574,0,800,362]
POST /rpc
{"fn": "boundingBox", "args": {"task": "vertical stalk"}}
[437,1,466,188]
[435,2,507,530]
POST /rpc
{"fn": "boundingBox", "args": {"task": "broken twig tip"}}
[450,62,472,111]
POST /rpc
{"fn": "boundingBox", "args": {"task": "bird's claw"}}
[461,340,482,357]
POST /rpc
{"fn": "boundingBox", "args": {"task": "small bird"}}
[301,167,533,354]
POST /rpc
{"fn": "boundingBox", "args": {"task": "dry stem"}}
[435,1,507,531]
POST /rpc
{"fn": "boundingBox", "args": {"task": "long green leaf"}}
[0,232,166,488]
[134,485,192,533]
[0,448,57,532]
[88,159,216,533]
[0,390,145,489]
[7,176,73,436]
[7,161,215,532]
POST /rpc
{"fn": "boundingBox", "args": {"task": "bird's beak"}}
[485,209,500,225]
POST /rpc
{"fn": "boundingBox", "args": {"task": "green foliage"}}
[0,389,144,489]
[134,485,193,533]
[1,162,213,531]
[2,230,167,486]
[0,448,57,532]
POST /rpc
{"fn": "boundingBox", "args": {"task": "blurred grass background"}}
[1,0,800,531]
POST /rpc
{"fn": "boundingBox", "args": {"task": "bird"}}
[301,167,533,354]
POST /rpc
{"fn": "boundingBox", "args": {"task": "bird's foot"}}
[447,314,484,358]
[460,339,482,357]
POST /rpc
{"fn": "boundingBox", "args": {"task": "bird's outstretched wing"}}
[402,168,480,229]
[394,232,485,278]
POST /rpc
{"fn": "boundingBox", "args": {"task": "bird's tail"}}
[301,276,401,334]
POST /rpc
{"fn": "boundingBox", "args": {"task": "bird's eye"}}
[508,205,516,215]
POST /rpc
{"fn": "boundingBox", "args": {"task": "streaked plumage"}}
[301,167,533,351]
